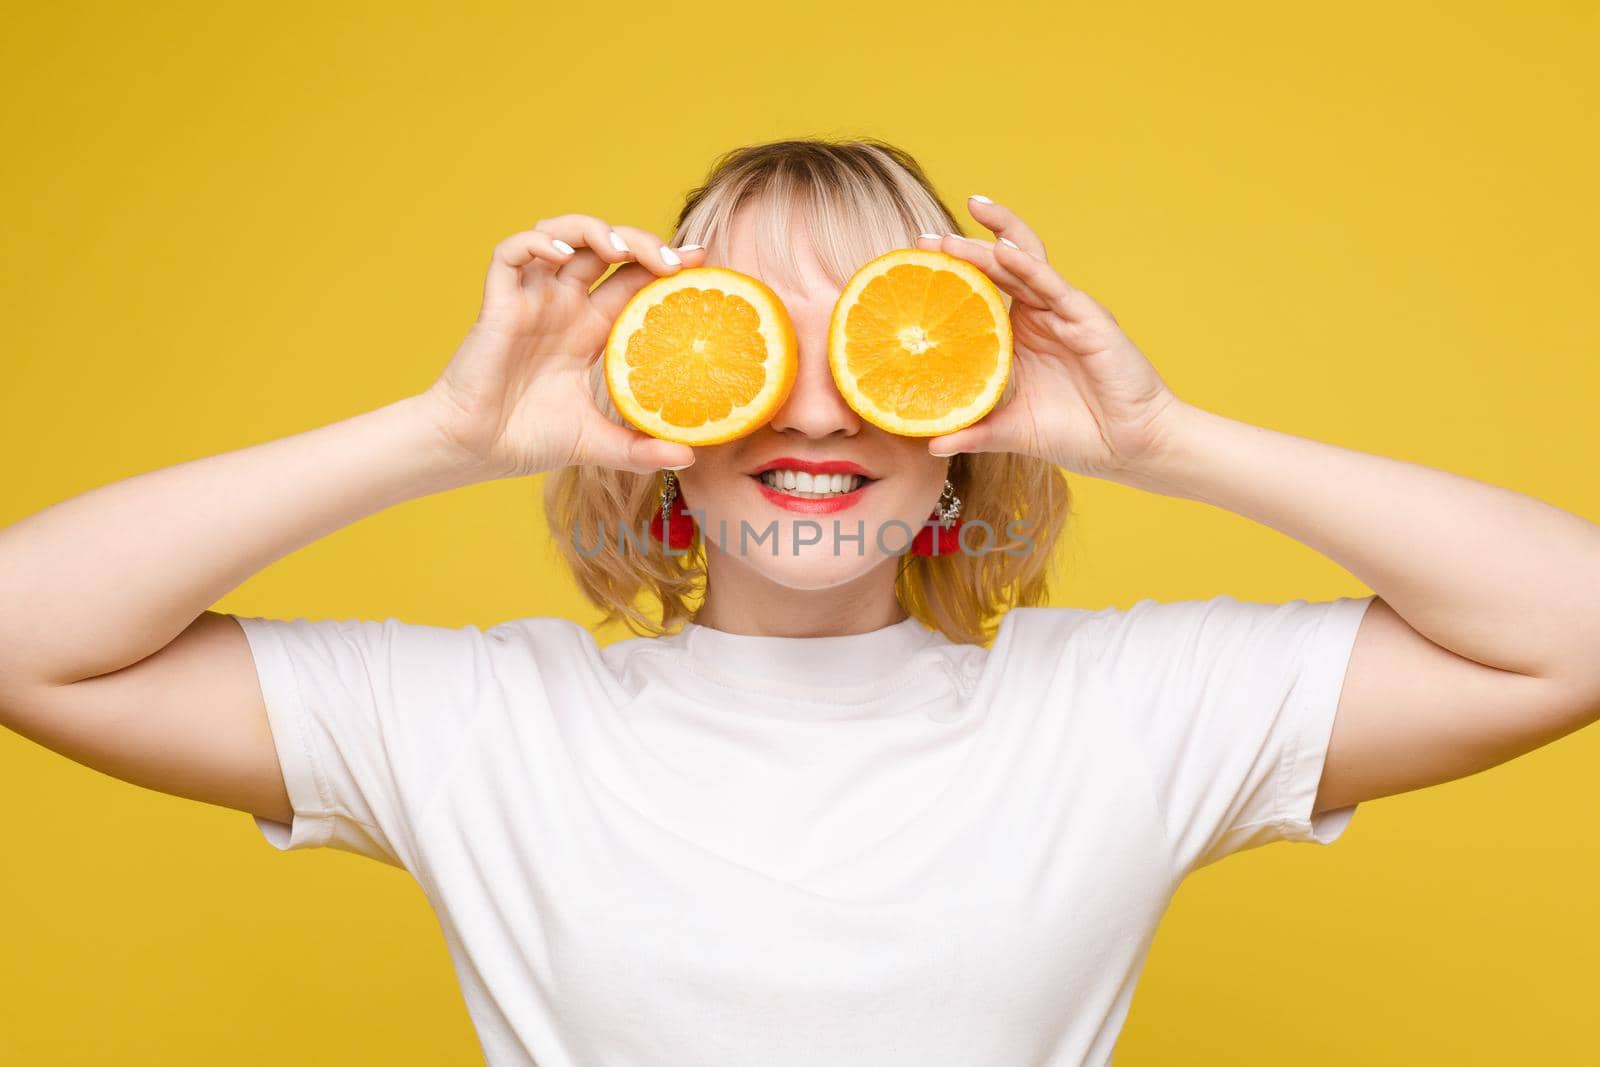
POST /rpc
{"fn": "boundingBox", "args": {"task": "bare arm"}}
[0,394,482,822]
[0,217,701,829]
[0,395,473,691]
[1122,401,1600,813]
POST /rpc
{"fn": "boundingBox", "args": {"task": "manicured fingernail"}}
[608,231,629,253]
[946,233,965,241]
[930,448,957,457]
[664,462,692,470]
[678,243,704,252]
[918,232,941,240]
[660,245,682,266]
[969,194,993,204]
[551,238,575,255]
[998,237,1020,250]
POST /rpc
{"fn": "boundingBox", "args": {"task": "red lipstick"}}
[748,456,876,479]
[748,456,876,515]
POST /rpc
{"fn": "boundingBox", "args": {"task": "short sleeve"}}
[1000,593,1376,875]
[1095,594,1377,872]
[229,614,497,870]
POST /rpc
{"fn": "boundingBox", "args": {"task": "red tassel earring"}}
[648,468,697,550]
[910,478,964,557]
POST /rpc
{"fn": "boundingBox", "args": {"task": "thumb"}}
[926,419,1001,459]
[581,418,696,475]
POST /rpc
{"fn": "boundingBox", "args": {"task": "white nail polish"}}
[660,245,682,266]
[969,194,993,204]
[999,237,1020,250]
[918,232,941,240]
[678,243,704,252]
[608,231,629,253]
[946,233,965,241]
[551,238,575,255]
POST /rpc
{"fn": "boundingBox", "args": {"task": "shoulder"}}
[489,617,691,697]
[253,613,619,688]
[996,594,1344,644]
[994,594,1375,689]
[991,600,1142,664]
[482,615,617,676]
[234,613,613,693]
[989,595,1309,674]
[485,614,600,650]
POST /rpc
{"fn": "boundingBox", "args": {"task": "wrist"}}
[399,391,511,490]
[1102,397,1220,502]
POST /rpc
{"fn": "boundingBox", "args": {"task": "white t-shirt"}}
[232,592,1375,1067]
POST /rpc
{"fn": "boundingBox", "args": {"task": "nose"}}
[768,338,861,439]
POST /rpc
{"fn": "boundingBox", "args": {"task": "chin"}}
[741,549,889,591]
[697,514,895,588]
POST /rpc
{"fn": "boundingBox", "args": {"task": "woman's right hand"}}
[424,215,708,480]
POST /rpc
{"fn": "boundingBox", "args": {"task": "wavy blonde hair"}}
[544,136,1074,647]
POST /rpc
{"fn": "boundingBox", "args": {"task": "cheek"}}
[877,465,948,522]
[888,447,951,502]
[680,459,742,499]
[671,447,737,501]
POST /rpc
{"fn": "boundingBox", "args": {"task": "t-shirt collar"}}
[677,614,937,690]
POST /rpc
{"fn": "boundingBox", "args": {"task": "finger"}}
[990,237,1117,329]
[915,232,1050,311]
[578,416,697,475]
[485,229,577,307]
[964,197,1118,327]
[925,401,1023,458]
[610,224,692,278]
[588,245,710,324]
[521,214,638,289]
[965,194,1048,260]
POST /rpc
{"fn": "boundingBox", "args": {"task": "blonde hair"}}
[544,136,1074,647]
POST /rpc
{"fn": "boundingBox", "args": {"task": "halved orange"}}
[828,248,1012,436]
[605,266,798,447]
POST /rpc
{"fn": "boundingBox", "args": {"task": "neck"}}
[693,548,908,638]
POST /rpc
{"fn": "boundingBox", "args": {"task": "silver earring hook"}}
[932,478,962,524]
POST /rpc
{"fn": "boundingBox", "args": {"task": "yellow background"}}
[3,1,1596,1062]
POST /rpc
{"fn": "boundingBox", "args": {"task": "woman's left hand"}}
[917,197,1190,482]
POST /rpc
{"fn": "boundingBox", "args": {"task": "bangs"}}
[669,140,963,293]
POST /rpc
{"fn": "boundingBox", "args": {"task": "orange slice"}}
[828,248,1012,436]
[605,266,798,447]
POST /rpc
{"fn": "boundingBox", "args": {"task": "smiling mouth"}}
[752,469,875,499]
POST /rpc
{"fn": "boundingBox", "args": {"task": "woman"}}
[2,137,1597,1066]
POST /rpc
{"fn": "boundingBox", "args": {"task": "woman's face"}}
[675,201,950,591]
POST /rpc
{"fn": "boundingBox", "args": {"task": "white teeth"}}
[758,469,866,498]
